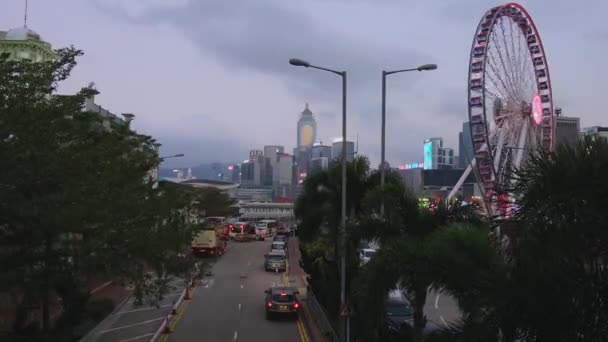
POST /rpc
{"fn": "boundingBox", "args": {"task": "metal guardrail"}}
[306,289,340,342]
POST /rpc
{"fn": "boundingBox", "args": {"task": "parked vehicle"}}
[359,248,376,265]
[264,251,287,272]
[191,230,226,257]
[264,287,300,319]
[270,241,287,255]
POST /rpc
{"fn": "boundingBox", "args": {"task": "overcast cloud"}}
[2,0,607,168]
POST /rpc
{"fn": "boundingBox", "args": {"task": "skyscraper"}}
[553,109,580,147]
[297,103,317,148]
[458,122,474,169]
[423,137,454,170]
[332,138,355,162]
[311,142,332,159]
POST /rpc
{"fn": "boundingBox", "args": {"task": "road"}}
[169,238,303,342]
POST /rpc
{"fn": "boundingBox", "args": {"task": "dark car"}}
[385,295,414,334]
[264,287,300,319]
[264,252,286,272]
[385,292,440,338]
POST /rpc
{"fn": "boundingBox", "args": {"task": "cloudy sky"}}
[2,0,607,168]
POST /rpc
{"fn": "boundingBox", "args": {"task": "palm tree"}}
[295,156,371,319]
[353,178,489,342]
[432,137,608,341]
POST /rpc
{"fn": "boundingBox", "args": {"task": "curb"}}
[150,286,189,342]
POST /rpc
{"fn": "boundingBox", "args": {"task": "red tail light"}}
[294,302,300,309]
[267,302,273,308]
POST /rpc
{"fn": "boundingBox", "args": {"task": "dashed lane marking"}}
[435,294,440,309]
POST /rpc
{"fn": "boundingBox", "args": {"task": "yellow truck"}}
[191,229,226,257]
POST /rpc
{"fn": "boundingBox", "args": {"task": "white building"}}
[238,202,294,221]
[423,137,454,170]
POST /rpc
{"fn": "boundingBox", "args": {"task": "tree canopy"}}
[0,48,200,339]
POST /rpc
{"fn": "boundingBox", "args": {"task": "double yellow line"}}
[283,260,310,342]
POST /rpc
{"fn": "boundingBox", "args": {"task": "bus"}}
[256,220,279,235]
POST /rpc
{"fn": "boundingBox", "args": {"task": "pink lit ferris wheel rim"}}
[467,2,555,205]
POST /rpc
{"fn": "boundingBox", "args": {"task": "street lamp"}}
[380,64,437,191]
[289,57,349,342]
[159,153,185,162]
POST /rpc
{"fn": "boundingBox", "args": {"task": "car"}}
[270,240,287,252]
[359,248,376,265]
[273,234,288,244]
[264,251,287,272]
[385,290,413,334]
[264,287,300,319]
[385,290,440,338]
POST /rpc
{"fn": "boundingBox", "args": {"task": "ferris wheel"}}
[448,3,554,215]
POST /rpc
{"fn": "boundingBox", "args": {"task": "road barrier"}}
[306,289,340,342]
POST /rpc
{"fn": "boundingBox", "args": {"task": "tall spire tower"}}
[296,103,317,148]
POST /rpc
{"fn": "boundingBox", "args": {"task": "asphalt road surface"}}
[170,239,302,342]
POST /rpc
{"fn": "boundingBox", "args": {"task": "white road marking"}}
[434,294,440,309]
[238,303,242,311]
[118,304,171,314]
[440,315,449,328]
[240,284,244,289]
[234,331,238,341]
[118,333,155,342]
[98,317,164,333]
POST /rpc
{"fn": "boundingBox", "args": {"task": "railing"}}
[306,289,340,342]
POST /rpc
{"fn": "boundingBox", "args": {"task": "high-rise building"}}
[240,159,260,186]
[423,137,454,170]
[332,138,355,162]
[249,150,263,159]
[263,145,284,187]
[580,126,608,141]
[274,153,293,198]
[310,157,330,173]
[264,145,285,162]
[311,142,332,159]
[297,103,317,148]
[0,26,55,62]
[458,122,474,169]
[553,109,580,146]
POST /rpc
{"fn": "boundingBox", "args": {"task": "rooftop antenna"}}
[24,0,28,28]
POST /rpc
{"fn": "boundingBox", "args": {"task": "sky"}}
[2,0,607,168]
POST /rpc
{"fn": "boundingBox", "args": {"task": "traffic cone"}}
[184,288,191,300]
[162,316,172,334]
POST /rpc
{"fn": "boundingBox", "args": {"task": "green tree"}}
[353,179,487,342]
[192,187,236,217]
[295,156,371,325]
[429,138,608,342]
[0,48,199,339]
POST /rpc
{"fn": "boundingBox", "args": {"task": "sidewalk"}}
[80,277,189,342]
[288,237,326,342]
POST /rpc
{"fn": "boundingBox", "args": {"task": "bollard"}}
[162,315,172,334]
